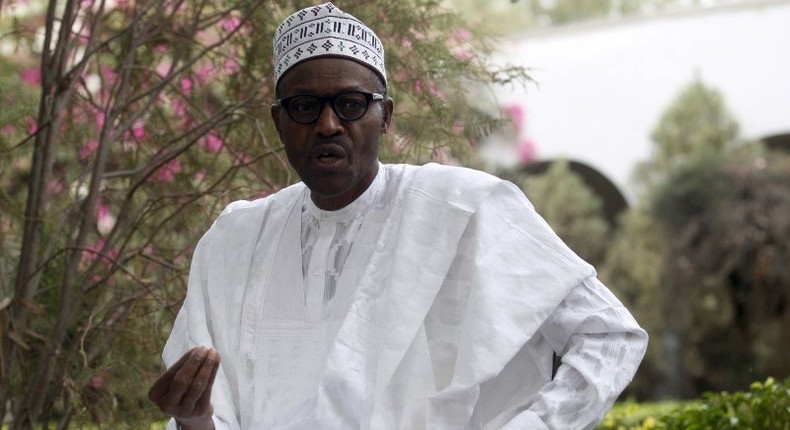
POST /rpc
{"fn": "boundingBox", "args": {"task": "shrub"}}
[598,377,790,430]
[661,377,790,430]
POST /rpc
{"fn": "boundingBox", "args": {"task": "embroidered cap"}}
[273,2,386,87]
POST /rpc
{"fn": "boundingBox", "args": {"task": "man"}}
[149,3,647,429]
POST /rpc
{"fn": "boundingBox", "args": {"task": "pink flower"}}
[1,124,16,136]
[450,28,472,43]
[100,66,117,83]
[224,57,241,74]
[195,63,215,83]
[451,46,474,62]
[155,158,181,182]
[96,200,116,236]
[503,104,525,132]
[221,16,241,33]
[171,98,187,118]
[131,121,146,140]
[155,61,171,78]
[20,68,41,86]
[47,180,65,194]
[80,139,99,160]
[517,138,537,164]
[194,170,207,183]
[233,152,252,166]
[89,375,106,390]
[415,80,443,99]
[451,120,465,135]
[180,77,193,94]
[95,112,106,130]
[80,239,118,266]
[431,146,458,166]
[27,117,38,135]
[202,133,224,153]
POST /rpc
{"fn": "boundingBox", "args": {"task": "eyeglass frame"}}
[275,91,385,124]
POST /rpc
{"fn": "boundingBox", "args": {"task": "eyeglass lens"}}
[285,92,373,123]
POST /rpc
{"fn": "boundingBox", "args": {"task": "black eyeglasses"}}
[276,91,384,124]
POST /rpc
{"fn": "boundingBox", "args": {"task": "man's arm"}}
[504,278,648,430]
[153,221,243,430]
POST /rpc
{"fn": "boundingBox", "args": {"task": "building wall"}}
[481,0,790,200]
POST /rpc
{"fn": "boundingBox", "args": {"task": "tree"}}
[651,150,790,396]
[603,78,790,399]
[633,76,740,195]
[0,0,528,427]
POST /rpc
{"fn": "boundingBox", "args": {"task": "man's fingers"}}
[148,348,201,402]
[180,348,220,408]
[149,347,208,406]
[194,349,221,414]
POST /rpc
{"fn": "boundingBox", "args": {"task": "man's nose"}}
[315,102,343,136]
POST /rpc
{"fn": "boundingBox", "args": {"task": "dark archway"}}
[521,159,629,228]
[762,132,790,153]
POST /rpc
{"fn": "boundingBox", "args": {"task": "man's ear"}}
[270,104,284,141]
[380,97,394,134]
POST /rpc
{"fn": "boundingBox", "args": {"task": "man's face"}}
[271,57,393,211]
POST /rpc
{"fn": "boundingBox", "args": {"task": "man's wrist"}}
[176,416,215,430]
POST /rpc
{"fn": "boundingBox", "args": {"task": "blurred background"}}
[1,0,788,427]
[444,0,790,403]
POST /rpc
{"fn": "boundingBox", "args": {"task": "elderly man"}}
[149,3,647,429]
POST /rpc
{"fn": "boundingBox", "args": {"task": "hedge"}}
[598,377,790,430]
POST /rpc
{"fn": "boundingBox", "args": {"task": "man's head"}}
[271,2,393,211]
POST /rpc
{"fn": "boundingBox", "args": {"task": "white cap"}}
[273,2,386,87]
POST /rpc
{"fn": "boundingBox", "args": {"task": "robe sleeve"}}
[461,181,647,430]
[162,226,241,430]
[501,278,648,430]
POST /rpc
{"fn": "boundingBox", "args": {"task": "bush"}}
[598,400,684,430]
[662,377,790,430]
[598,377,790,430]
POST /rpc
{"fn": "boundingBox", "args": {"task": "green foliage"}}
[661,377,790,430]
[598,399,685,430]
[604,76,790,400]
[650,78,739,170]
[597,378,790,430]
[635,78,740,192]
[650,149,790,393]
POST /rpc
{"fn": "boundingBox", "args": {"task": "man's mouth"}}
[313,145,346,165]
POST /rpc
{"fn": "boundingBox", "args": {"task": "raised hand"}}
[149,346,220,430]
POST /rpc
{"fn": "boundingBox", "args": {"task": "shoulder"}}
[383,163,503,207]
[216,182,305,218]
[212,182,305,228]
[404,162,501,185]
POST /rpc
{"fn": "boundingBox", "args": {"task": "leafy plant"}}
[661,377,790,430]
[597,377,790,430]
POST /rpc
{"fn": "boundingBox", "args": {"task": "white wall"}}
[483,0,790,199]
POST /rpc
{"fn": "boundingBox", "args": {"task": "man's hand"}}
[149,346,220,430]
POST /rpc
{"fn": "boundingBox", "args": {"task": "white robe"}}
[163,163,647,430]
